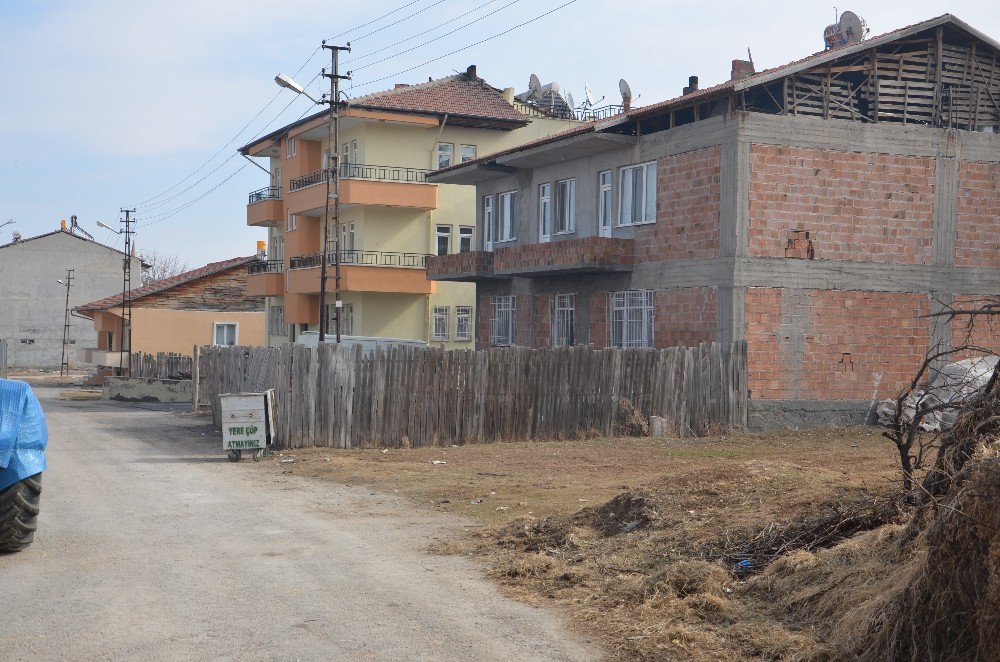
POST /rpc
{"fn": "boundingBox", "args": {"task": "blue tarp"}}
[0,379,47,491]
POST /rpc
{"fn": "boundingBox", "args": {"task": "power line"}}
[347,0,582,90]
[347,0,449,43]
[329,0,428,39]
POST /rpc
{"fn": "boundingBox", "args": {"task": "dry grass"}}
[261,427,901,660]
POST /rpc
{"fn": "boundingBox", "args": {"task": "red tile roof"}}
[349,73,528,124]
[76,256,257,313]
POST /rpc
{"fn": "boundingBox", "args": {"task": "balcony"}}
[285,163,437,214]
[286,248,435,296]
[247,186,282,227]
[426,251,497,282]
[493,237,636,276]
[246,260,285,297]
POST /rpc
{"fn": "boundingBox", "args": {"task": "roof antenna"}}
[747,47,755,70]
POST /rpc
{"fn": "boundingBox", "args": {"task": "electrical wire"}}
[345,0,449,43]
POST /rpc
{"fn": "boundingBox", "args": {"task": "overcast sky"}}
[1,0,998,266]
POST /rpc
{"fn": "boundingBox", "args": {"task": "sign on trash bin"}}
[220,390,275,462]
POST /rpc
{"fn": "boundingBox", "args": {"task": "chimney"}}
[394,83,410,89]
[682,75,699,95]
[61,219,67,231]
[730,59,755,81]
[466,64,478,80]
[502,87,515,103]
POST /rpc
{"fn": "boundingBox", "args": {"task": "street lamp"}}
[95,220,114,232]
[274,74,324,105]
[0,219,14,230]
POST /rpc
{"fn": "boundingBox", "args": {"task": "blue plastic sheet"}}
[0,379,48,491]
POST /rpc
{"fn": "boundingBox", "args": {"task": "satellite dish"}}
[584,82,596,106]
[565,91,575,110]
[11,231,22,243]
[528,73,542,99]
[619,78,633,107]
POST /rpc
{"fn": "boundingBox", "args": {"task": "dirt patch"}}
[262,427,898,659]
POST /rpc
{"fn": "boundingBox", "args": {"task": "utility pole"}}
[120,209,135,376]
[59,269,74,377]
[319,41,350,343]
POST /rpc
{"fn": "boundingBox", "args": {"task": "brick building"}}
[426,14,1000,427]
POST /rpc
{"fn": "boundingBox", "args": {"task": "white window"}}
[341,221,356,253]
[287,211,297,232]
[455,306,473,341]
[460,144,477,162]
[268,306,287,337]
[437,142,454,169]
[271,166,282,190]
[459,226,474,253]
[436,225,451,256]
[490,296,515,347]
[551,294,575,347]
[497,191,516,242]
[555,178,576,234]
[619,162,657,226]
[214,323,238,347]
[285,138,297,159]
[539,183,552,242]
[609,290,654,348]
[599,170,613,237]
[432,306,450,341]
[325,303,354,335]
[342,140,358,174]
[483,195,495,251]
[270,235,284,262]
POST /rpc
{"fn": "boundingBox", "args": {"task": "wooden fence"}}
[130,352,193,380]
[0,339,7,378]
[198,342,748,449]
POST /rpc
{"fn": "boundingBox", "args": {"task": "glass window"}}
[490,296,515,346]
[497,191,516,242]
[285,138,296,159]
[459,226,474,253]
[436,225,451,256]
[599,171,613,235]
[618,162,657,225]
[286,212,297,232]
[268,306,287,337]
[539,183,552,241]
[455,306,473,341]
[551,294,575,346]
[609,290,654,348]
[483,195,495,250]
[432,306,450,341]
[555,178,576,233]
[437,143,454,169]
[214,323,238,347]
[460,144,477,162]
[341,222,356,254]
[325,303,354,335]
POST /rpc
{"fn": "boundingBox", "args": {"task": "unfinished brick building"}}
[426,14,1000,427]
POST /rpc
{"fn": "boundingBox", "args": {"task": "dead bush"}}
[615,397,649,437]
[646,560,728,599]
[577,489,660,536]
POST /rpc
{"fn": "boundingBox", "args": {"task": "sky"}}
[1,0,998,267]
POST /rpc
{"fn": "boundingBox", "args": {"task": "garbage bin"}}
[220,390,275,462]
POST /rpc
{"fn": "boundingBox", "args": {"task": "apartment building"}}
[239,66,580,348]
[426,15,1000,428]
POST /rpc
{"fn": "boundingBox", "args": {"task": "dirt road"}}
[2,386,597,661]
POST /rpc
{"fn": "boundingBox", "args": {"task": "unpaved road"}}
[2,385,598,661]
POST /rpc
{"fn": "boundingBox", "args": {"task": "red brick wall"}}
[589,293,609,348]
[955,162,1000,268]
[535,294,552,347]
[636,146,721,261]
[950,295,1000,355]
[654,288,717,348]
[514,294,532,346]
[748,145,935,264]
[476,294,492,350]
[745,288,930,400]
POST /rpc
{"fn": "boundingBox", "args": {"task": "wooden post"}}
[191,344,200,413]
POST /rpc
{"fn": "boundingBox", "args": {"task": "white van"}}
[295,331,428,354]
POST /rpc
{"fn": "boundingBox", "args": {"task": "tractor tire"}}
[0,473,41,554]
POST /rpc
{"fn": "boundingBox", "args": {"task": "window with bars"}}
[268,306,287,337]
[432,306,450,341]
[609,290,654,348]
[490,295,515,346]
[324,303,354,336]
[455,306,473,341]
[551,294,575,346]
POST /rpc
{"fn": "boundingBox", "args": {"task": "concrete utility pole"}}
[58,269,74,377]
[120,209,135,376]
[319,41,351,344]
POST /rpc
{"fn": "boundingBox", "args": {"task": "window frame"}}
[435,224,452,256]
[286,211,297,232]
[538,183,552,242]
[490,295,515,347]
[285,138,296,159]
[458,226,474,253]
[460,144,477,163]
[599,170,613,237]
[617,161,657,226]
[341,221,356,253]
[436,142,454,169]
[609,290,655,348]
[432,305,450,341]
[213,322,239,347]
[555,178,576,234]
[268,306,287,337]
[483,195,495,251]
[324,303,354,336]
[496,190,517,243]
[455,305,473,341]
[551,293,576,347]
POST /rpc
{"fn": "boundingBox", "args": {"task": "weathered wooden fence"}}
[198,342,748,449]
[130,352,193,379]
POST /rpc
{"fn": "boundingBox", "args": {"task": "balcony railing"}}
[247,259,284,275]
[289,248,432,270]
[288,163,431,192]
[248,186,281,205]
